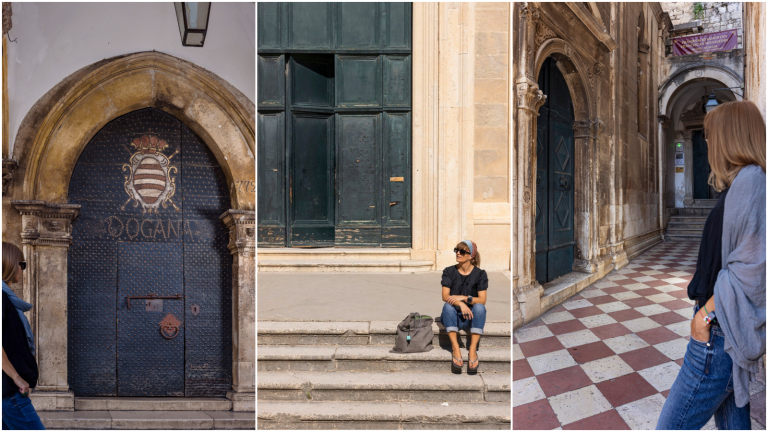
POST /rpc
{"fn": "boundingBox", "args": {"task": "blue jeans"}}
[656,306,751,430]
[441,302,486,335]
[2,392,45,430]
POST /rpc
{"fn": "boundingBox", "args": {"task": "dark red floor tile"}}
[571,294,585,300]
[619,346,671,371]
[669,290,691,299]
[550,305,568,313]
[595,372,659,408]
[615,278,641,286]
[513,335,517,344]
[644,279,669,287]
[547,319,589,336]
[661,389,671,398]
[567,340,616,364]
[675,358,685,367]
[588,295,622,306]
[635,327,682,345]
[649,311,689,326]
[601,286,629,295]
[657,299,694,311]
[634,288,663,297]
[562,409,631,430]
[513,399,561,430]
[519,336,566,358]
[537,365,594,397]
[527,317,547,327]
[607,309,645,322]
[620,272,644,279]
[590,323,632,340]
[569,306,605,319]
[621,297,656,308]
[513,358,535,381]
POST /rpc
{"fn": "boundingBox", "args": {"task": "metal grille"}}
[67,108,232,397]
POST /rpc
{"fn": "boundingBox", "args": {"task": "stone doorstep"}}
[257,260,434,273]
[257,321,511,337]
[257,248,412,261]
[39,410,255,430]
[257,401,511,425]
[74,397,232,411]
[257,371,510,403]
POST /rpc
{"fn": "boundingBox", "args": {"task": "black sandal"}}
[451,354,463,374]
[467,354,478,375]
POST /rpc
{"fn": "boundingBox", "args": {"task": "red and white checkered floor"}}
[513,241,766,430]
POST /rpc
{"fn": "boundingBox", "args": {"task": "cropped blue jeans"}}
[441,302,486,335]
[656,306,751,430]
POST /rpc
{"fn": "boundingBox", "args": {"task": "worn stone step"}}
[39,410,255,430]
[666,234,702,241]
[257,321,511,347]
[258,371,510,403]
[257,248,412,261]
[258,260,434,273]
[74,397,232,411]
[257,345,511,373]
[257,401,511,429]
[667,222,705,229]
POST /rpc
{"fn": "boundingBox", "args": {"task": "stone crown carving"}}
[11,200,81,247]
[516,82,547,113]
[220,209,256,257]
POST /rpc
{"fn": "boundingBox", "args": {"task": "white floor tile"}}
[548,385,613,426]
[616,393,667,430]
[526,349,578,376]
[653,338,689,361]
[579,314,619,329]
[666,320,691,337]
[596,302,631,313]
[580,355,634,383]
[541,311,577,325]
[603,334,651,355]
[556,329,600,349]
[563,299,594,310]
[637,361,682,392]
[611,291,641,301]
[635,304,671,316]
[646,293,678,304]
[515,325,555,343]
[513,344,525,361]
[621,317,662,333]
[512,376,546,407]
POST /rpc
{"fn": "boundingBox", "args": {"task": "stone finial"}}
[2,3,11,36]
[219,209,255,257]
[2,159,18,195]
[11,200,81,247]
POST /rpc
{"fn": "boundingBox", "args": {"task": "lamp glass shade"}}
[704,94,719,114]
[175,2,210,47]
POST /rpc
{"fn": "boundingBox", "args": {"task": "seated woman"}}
[440,240,488,374]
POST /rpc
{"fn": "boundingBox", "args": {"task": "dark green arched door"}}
[536,58,575,284]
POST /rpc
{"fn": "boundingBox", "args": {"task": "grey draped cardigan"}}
[714,164,766,408]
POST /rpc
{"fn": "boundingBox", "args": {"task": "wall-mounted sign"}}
[673,29,737,56]
[675,152,684,166]
[676,167,684,173]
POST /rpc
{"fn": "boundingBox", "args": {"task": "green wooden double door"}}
[257,2,412,248]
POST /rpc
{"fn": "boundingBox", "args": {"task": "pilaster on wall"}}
[11,200,80,411]
[220,209,255,412]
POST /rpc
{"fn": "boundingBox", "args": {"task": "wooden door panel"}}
[257,3,282,49]
[382,112,411,247]
[693,130,710,200]
[336,113,381,246]
[291,55,334,109]
[383,55,411,107]
[384,3,411,49]
[287,3,333,50]
[258,55,285,109]
[535,106,549,283]
[336,55,381,107]
[257,112,286,246]
[337,2,379,49]
[289,113,335,246]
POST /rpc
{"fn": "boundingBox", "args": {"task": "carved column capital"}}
[219,209,255,258]
[591,117,605,136]
[2,159,18,195]
[516,82,547,115]
[573,120,591,138]
[658,115,671,131]
[11,200,80,247]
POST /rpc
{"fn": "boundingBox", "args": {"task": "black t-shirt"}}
[441,266,489,309]
[2,291,39,398]
[688,188,730,315]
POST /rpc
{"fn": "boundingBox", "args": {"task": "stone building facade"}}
[256,3,512,273]
[513,3,669,329]
[744,2,766,118]
[2,3,255,412]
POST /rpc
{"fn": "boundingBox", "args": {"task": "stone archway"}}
[4,52,255,411]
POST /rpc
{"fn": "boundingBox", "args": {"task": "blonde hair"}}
[455,242,481,268]
[2,242,24,283]
[704,100,766,192]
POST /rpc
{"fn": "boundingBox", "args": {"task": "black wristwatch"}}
[466,296,473,305]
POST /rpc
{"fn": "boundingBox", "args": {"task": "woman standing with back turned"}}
[2,242,45,430]
[657,100,766,430]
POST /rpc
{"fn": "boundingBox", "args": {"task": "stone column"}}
[220,210,255,412]
[572,119,595,273]
[682,129,694,207]
[11,200,80,411]
[658,115,670,228]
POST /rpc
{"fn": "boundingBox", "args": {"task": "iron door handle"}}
[126,293,182,309]
[559,176,569,189]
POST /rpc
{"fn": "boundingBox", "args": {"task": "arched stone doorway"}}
[5,52,255,411]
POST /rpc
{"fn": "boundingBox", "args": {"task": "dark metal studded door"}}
[67,108,232,397]
[535,58,575,284]
[257,2,412,248]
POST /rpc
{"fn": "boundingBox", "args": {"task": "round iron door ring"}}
[159,313,181,340]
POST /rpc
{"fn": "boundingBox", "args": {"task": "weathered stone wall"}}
[663,2,743,48]
[745,2,766,119]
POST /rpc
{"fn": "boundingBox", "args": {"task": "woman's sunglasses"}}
[19,262,26,271]
[453,248,469,256]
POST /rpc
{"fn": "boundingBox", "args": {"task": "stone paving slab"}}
[75,397,232,411]
[110,411,214,429]
[39,410,255,430]
[257,271,511,322]
[259,370,487,391]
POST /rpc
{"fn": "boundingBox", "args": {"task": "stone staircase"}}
[257,248,434,273]
[666,208,712,241]
[37,398,254,429]
[257,321,511,429]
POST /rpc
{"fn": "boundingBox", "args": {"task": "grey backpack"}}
[390,312,434,353]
